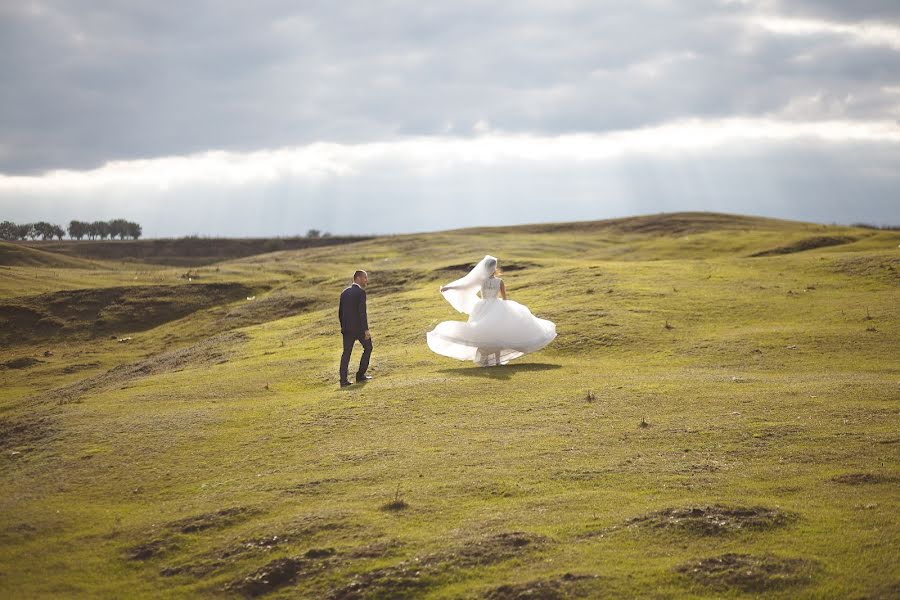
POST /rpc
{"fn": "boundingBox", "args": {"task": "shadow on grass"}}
[437,362,562,380]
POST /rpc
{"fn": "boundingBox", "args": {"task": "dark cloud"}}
[776,0,900,21]
[2,0,898,174]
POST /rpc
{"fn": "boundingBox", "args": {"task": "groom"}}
[338,270,373,387]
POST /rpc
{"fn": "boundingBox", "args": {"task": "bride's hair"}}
[493,267,503,276]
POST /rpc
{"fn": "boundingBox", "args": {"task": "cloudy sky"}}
[1,0,898,236]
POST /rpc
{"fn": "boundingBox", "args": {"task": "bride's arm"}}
[500,280,507,300]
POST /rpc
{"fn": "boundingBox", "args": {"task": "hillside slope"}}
[0,241,104,268]
[0,213,897,599]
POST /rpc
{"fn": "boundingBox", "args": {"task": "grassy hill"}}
[17,235,373,267]
[0,241,105,269]
[0,212,897,598]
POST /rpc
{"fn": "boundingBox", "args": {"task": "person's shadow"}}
[436,362,562,381]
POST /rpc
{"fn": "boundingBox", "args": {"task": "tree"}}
[126,221,142,240]
[0,221,16,240]
[33,221,54,240]
[68,220,86,240]
[21,223,37,240]
[91,221,108,240]
[109,218,129,240]
[52,224,65,240]
[307,229,321,239]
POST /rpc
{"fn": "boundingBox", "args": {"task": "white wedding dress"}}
[426,255,557,366]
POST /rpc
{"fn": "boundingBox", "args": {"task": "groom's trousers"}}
[340,333,372,382]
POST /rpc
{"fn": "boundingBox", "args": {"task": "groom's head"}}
[353,270,368,287]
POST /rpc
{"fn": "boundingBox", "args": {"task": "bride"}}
[426,255,557,366]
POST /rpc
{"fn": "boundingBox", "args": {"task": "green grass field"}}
[1,212,897,598]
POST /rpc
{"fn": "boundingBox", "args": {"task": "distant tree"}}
[126,221,142,240]
[0,221,16,240]
[52,224,65,240]
[33,221,54,240]
[307,229,321,239]
[90,221,108,240]
[21,223,37,240]
[68,220,87,240]
[109,218,129,240]
[321,231,332,238]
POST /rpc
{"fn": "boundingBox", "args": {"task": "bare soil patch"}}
[329,532,546,599]
[53,331,248,402]
[1,356,42,369]
[828,255,899,284]
[626,505,795,536]
[831,473,893,485]
[223,557,310,597]
[158,513,352,579]
[0,416,51,451]
[435,261,541,275]
[750,235,857,257]
[61,361,101,374]
[126,538,179,561]
[170,507,255,534]
[213,293,316,329]
[0,283,253,345]
[675,553,817,592]
[483,573,599,599]
[126,506,256,564]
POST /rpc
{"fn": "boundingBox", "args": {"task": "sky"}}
[0,0,898,237]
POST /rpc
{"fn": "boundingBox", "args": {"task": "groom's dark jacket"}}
[339,283,369,337]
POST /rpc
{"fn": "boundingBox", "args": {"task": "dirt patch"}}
[161,535,287,578]
[61,361,101,374]
[675,553,817,592]
[170,507,255,534]
[0,416,51,451]
[831,473,893,485]
[435,261,541,275]
[483,573,599,599]
[329,532,546,599]
[626,505,795,536]
[223,557,310,597]
[127,506,257,566]
[0,283,253,345]
[828,255,899,285]
[750,235,857,257]
[126,538,178,561]
[1,356,42,369]
[159,516,350,579]
[53,331,248,402]
[346,540,403,560]
[213,293,316,329]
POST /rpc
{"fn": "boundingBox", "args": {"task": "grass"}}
[0,212,897,598]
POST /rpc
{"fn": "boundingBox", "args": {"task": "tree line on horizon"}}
[0,219,142,241]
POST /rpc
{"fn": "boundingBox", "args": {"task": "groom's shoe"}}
[340,380,352,387]
[356,374,372,383]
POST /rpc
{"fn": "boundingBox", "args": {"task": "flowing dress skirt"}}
[426,298,556,365]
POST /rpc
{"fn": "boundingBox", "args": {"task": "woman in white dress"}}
[426,255,557,366]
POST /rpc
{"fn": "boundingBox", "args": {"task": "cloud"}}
[2,1,899,174]
[1,1,897,233]
[1,117,897,235]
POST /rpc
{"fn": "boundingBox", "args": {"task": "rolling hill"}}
[0,212,897,598]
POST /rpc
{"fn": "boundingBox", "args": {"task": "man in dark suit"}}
[338,270,373,387]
